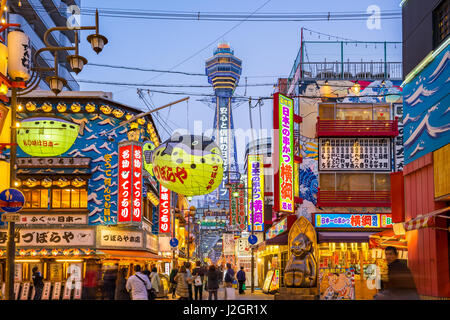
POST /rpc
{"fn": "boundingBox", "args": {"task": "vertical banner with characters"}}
[159,185,171,234]
[247,155,264,232]
[319,268,355,300]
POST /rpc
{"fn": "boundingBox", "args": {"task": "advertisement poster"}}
[319,268,355,300]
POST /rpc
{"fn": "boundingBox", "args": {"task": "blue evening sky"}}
[76,0,402,155]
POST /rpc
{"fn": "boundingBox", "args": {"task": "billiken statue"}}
[284,233,317,287]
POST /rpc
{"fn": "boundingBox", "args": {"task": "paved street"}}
[160,287,274,301]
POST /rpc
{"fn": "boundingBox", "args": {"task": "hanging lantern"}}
[25,102,36,111]
[85,103,96,113]
[55,178,70,188]
[151,135,223,196]
[25,177,39,187]
[143,141,156,176]
[17,117,80,157]
[0,42,8,76]
[41,178,52,188]
[7,30,31,81]
[100,104,112,114]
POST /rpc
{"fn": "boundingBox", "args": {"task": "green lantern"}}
[17,117,80,157]
[151,135,223,196]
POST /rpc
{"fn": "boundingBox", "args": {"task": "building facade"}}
[400,0,450,299]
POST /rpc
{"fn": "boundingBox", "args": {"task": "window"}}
[336,105,372,121]
[52,189,87,209]
[320,173,390,191]
[319,103,335,120]
[319,103,392,120]
[23,189,48,208]
[434,0,449,48]
[373,105,390,120]
[320,173,335,191]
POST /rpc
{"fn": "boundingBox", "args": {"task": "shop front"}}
[313,212,394,300]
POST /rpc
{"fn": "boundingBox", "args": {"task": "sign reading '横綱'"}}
[247,155,264,232]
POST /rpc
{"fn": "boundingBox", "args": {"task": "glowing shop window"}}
[336,105,372,121]
[373,105,390,120]
[52,189,61,208]
[375,174,391,191]
[79,190,87,208]
[319,103,335,120]
[61,189,71,208]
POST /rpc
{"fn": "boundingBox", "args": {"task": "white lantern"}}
[0,42,8,76]
[7,30,31,81]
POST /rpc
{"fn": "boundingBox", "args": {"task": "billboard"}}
[247,155,264,232]
[315,213,393,228]
[158,185,171,234]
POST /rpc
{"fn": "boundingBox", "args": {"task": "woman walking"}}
[174,265,189,300]
[115,268,130,300]
[206,265,220,300]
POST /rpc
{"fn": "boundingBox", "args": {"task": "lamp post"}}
[2,10,108,301]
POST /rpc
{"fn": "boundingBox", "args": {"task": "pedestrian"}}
[192,261,205,300]
[32,266,44,300]
[150,267,161,298]
[126,265,152,300]
[174,265,189,300]
[236,266,246,295]
[206,265,220,300]
[169,266,178,299]
[224,263,235,300]
[82,264,99,300]
[102,266,117,300]
[115,268,130,300]
[185,262,193,300]
[375,246,419,300]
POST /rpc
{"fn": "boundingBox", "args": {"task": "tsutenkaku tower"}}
[205,43,242,203]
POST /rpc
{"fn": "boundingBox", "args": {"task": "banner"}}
[229,182,246,231]
[247,155,264,232]
[319,268,355,300]
[222,233,235,255]
[159,185,171,234]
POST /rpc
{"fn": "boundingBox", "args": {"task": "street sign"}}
[170,238,179,248]
[0,188,25,213]
[248,234,257,245]
[1,213,20,222]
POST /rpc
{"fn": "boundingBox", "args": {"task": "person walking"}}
[224,263,235,300]
[32,266,44,300]
[126,265,152,300]
[206,265,220,300]
[102,267,117,300]
[192,261,205,300]
[185,262,193,300]
[375,246,419,300]
[169,266,178,299]
[150,267,161,298]
[115,268,130,300]
[174,265,189,300]
[236,266,246,295]
[82,264,99,300]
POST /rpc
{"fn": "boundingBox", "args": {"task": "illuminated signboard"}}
[315,213,393,228]
[229,182,247,231]
[118,143,143,224]
[247,155,264,232]
[273,93,294,213]
[266,218,287,240]
[159,185,171,234]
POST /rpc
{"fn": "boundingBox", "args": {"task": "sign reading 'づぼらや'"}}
[99,229,143,248]
[0,229,95,247]
[319,138,391,171]
[274,93,294,214]
[118,143,143,224]
[247,155,264,232]
[314,213,393,229]
[159,185,171,234]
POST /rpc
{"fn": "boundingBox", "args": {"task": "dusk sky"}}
[76,0,402,162]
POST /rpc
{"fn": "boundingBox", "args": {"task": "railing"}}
[317,189,391,207]
[300,61,402,80]
[317,118,399,137]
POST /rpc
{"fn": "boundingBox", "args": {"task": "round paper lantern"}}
[41,102,52,112]
[17,117,79,157]
[7,30,32,81]
[151,135,223,196]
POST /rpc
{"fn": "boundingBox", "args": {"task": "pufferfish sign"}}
[151,135,223,196]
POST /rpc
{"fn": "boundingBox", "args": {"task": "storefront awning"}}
[403,206,450,231]
[98,250,171,261]
[369,229,407,249]
[317,231,376,243]
[265,232,288,245]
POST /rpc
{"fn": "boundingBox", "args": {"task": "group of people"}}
[169,262,247,300]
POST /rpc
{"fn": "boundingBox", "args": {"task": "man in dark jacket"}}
[378,246,419,300]
[32,266,44,300]
[236,266,246,294]
[169,266,178,299]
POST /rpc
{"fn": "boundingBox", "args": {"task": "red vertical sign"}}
[132,145,143,222]
[118,145,132,223]
[159,185,171,233]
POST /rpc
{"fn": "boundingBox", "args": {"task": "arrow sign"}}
[170,238,179,248]
[0,188,25,213]
[248,234,257,245]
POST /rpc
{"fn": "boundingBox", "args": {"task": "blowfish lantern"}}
[151,135,223,196]
[143,141,156,176]
[17,117,79,157]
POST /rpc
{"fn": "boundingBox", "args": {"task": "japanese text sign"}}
[315,213,393,228]
[247,155,264,232]
[159,185,171,234]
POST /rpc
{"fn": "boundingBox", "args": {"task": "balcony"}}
[317,117,399,137]
[317,189,391,207]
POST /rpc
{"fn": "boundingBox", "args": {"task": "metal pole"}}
[5,87,18,300]
[187,210,190,262]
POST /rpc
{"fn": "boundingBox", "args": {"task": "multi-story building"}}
[398,0,449,299]
[6,0,80,91]
[287,35,404,299]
